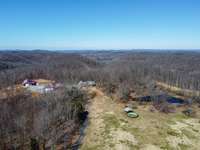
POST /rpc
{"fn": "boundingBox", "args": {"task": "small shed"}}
[78,81,96,88]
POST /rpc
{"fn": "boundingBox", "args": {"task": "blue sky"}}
[0,0,199,50]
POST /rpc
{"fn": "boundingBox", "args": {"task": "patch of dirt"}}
[167,118,200,149]
[166,135,192,149]
[141,144,162,150]
[112,129,138,146]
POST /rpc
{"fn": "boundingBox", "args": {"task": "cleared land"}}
[157,81,200,97]
[81,87,200,150]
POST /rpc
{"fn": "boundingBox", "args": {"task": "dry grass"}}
[156,81,200,97]
[81,87,200,150]
[34,79,54,85]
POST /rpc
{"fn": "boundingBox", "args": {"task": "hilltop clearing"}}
[81,87,200,150]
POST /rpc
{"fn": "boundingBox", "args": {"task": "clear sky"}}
[0,0,199,50]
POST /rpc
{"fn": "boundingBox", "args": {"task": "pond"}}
[167,97,185,104]
[138,95,185,105]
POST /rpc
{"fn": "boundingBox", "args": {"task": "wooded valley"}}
[1,50,200,149]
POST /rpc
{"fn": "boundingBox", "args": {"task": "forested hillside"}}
[1,50,200,149]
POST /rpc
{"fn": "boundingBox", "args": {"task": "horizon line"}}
[1,48,200,51]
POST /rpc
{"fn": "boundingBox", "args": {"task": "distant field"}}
[157,81,200,97]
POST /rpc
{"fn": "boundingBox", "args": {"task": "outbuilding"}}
[22,79,38,87]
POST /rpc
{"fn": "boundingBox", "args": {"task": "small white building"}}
[78,81,96,88]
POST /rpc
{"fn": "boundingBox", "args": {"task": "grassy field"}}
[81,87,200,150]
[156,81,200,97]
